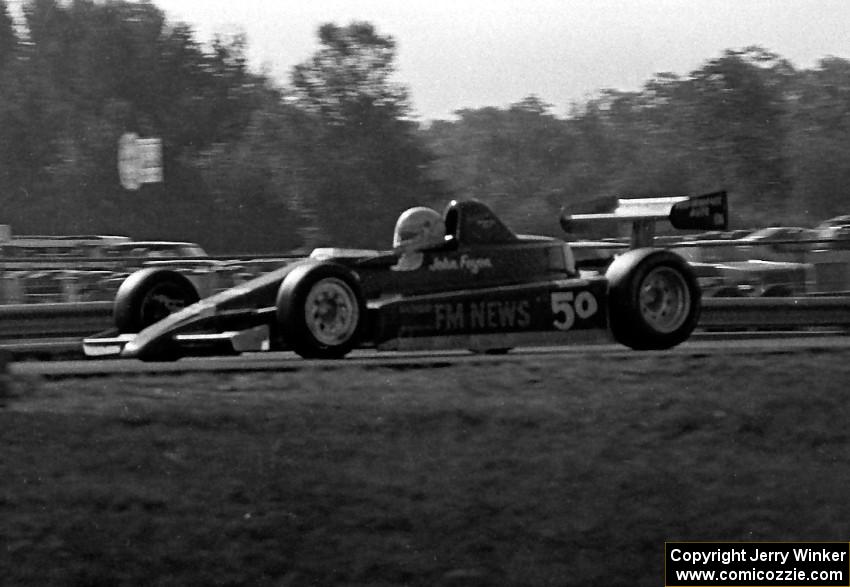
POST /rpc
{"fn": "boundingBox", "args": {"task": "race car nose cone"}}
[121,337,180,362]
[121,339,142,358]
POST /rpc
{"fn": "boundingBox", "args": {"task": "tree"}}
[424,96,578,234]
[0,0,15,68]
[195,90,312,252]
[292,22,409,124]
[681,48,795,221]
[290,22,443,247]
[785,57,850,220]
[0,0,277,246]
[0,0,21,194]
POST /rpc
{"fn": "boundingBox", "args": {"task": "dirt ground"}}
[2,349,850,586]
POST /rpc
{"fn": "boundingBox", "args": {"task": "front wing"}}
[83,324,273,358]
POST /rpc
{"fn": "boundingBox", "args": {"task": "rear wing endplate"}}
[560,191,728,248]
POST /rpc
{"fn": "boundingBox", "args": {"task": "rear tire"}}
[114,268,200,334]
[276,262,366,359]
[606,249,701,350]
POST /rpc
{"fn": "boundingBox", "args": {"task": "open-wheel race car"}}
[83,192,728,361]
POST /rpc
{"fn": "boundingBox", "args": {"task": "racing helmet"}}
[393,207,445,250]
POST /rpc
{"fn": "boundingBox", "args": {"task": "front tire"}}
[113,268,200,334]
[276,262,366,359]
[606,249,701,350]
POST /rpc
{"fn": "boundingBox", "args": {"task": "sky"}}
[39,1,850,120]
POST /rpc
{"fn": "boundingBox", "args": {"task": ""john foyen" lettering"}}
[429,255,494,275]
[434,300,531,331]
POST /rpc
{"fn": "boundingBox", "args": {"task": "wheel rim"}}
[304,277,359,346]
[139,283,194,327]
[638,266,691,334]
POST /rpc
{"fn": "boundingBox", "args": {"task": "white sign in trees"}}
[118,133,163,191]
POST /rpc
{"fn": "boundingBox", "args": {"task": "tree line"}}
[1,0,848,253]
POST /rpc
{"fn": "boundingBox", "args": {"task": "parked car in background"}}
[0,234,132,269]
[735,226,818,262]
[100,241,221,296]
[103,241,208,261]
[0,238,216,304]
[814,215,850,250]
[672,243,811,297]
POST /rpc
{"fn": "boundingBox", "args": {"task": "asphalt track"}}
[10,332,850,377]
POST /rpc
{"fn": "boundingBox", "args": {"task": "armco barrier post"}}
[0,349,11,403]
[700,297,850,330]
[1,273,25,304]
[60,274,82,303]
[809,250,850,293]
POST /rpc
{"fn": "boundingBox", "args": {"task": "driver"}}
[391,206,445,271]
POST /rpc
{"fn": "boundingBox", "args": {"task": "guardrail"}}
[699,297,850,329]
[0,297,846,357]
[0,302,112,341]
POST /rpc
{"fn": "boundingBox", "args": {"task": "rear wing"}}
[560,191,728,248]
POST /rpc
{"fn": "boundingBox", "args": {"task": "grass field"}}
[2,349,850,586]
